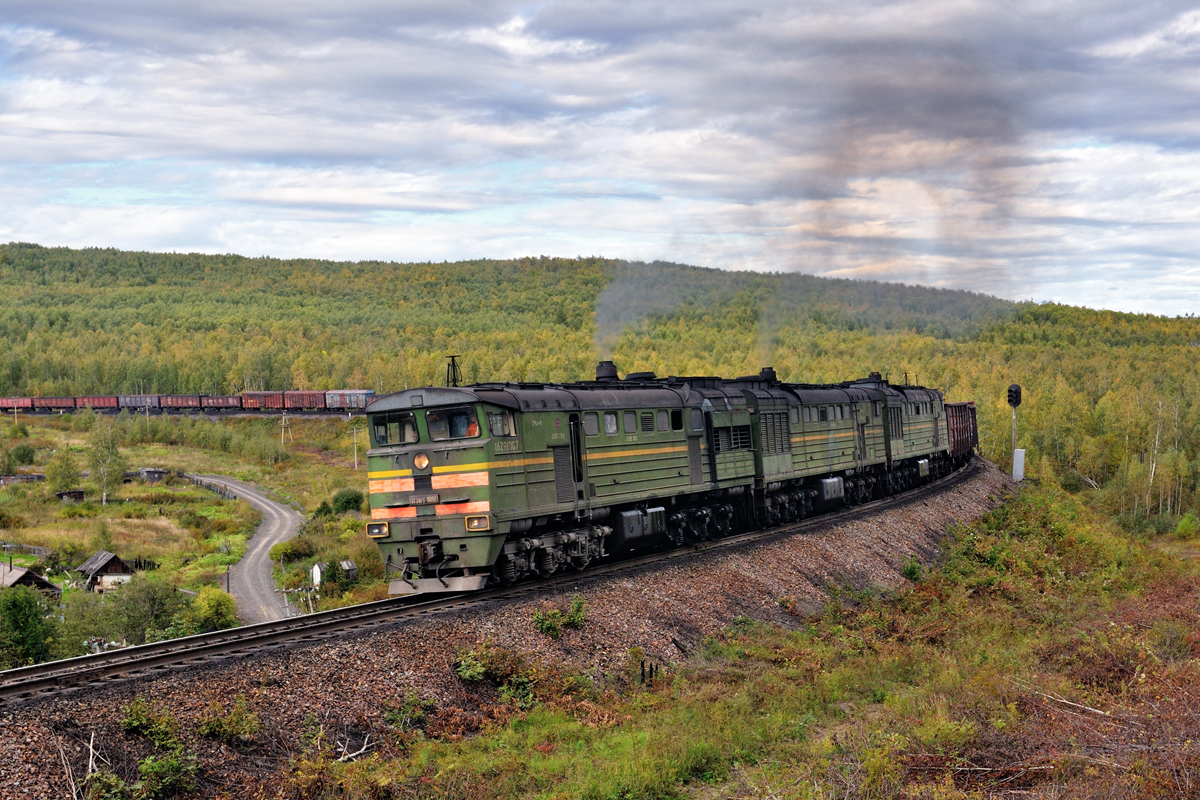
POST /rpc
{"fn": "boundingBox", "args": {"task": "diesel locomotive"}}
[364,363,978,594]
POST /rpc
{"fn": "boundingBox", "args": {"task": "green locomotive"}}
[364,363,977,594]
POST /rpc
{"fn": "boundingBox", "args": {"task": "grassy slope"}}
[290,485,1199,799]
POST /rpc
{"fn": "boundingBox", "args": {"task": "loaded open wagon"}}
[77,396,119,409]
[119,395,161,410]
[33,397,76,410]
[160,395,203,409]
[201,395,242,410]
[0,397,34,410]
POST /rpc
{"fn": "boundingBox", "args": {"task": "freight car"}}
[364,363,977,595]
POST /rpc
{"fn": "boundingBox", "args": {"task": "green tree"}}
[87,419,128,504]
[186,587,238,632]
[10,443,34,465]
[44,448,81,493]
[53,590,121,659]
[112,574,188,645]
[0,586,55,668]
[331,488,364,515]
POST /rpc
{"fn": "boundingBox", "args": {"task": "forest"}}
[3,242,1200,522]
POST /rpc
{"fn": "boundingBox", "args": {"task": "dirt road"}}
[195,475,305,624]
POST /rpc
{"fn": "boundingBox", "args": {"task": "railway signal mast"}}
[1007,383,1023,480]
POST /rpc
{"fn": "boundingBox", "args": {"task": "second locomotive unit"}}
[364,362,977,594]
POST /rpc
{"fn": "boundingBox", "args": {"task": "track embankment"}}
[0,460,1012,798]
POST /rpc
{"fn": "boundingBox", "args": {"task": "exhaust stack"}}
[596,360,619,381]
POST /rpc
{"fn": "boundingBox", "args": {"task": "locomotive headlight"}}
[413,452,430,470]
[465,515,491,532]
[366,522,388,538]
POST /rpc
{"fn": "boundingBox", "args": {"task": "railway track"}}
[0,457,981,706]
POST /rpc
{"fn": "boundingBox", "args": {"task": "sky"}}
[1,1,1198,315]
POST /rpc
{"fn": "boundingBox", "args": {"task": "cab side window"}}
[623,411,637,433]
[604,412,619,435]
[427,407,480,440]
[487,410,516,437]
[583,413,600,436]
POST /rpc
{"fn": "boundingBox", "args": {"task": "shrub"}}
[331,488,364,515]
[268,536,316,563]
[384,692,436,732]
[1175,512,1200,540]
[132,751,198,798]
[120,697,179,749]
[313,500,334,518]
[198,695,261,742]
[901,556,922,582]
[83,770,129,800]
[533,595,587,639]
[0,509,25,529]
[454,649,488,681]
[10,444,34,465]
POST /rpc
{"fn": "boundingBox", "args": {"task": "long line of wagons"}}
[0,389,375,413]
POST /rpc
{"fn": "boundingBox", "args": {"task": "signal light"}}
[465,515,491,531]
[413,452,430,470]
[1007,384,1022,408]
[367,523,388,538]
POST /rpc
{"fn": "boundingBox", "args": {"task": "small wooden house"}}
[75,551,133,593]
[0,560,61,596]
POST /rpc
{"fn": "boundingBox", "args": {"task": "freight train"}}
[0,389,374,413]
[364,363,977,594]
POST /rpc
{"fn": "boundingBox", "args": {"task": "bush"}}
[120,697,179,749]
[0,509,25,529]
[269,536,316,563]
[331,488,364,515]
[532,595,587,639]
[11,444,34,465]
[198,695,261,742]
[901,557,922,582]
[132,751,198,799]
[313,500,334,518]
[384,692,436,732]
[1175,512,1200,540]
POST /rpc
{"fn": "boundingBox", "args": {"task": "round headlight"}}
[413,452,430,470]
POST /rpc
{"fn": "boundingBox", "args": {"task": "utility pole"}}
[226,564,231,593]
[280,412,293,447]
[349,425,363,470]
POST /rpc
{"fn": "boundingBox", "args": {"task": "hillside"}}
[4,242,1200,520]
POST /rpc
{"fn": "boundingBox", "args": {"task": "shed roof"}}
[0,563,61,595]
[75,550,127,576]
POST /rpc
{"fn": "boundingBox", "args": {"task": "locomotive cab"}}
[364,388,512,594]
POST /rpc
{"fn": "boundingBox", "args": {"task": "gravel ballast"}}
[0,459,1012,797]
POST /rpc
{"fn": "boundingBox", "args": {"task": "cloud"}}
[0,1,1198,313]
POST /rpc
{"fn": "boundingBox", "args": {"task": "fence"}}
[182,474,237,501]
[1,541,50,558]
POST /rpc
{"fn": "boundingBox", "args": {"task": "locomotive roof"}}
[367,374,942,414]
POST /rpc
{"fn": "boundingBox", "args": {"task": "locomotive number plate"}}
[409,493,440,506]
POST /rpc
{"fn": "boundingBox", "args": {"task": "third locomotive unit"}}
[364,362,977,594]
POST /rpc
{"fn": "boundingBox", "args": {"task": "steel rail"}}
[0,458,981,705]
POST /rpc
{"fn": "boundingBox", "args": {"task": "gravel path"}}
[195,475,304,625]
[0,460,1011,797]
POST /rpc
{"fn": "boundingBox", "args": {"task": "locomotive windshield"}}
[373,411,419,446]
[427,406,481,440]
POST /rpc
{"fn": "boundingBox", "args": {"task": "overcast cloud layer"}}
[1,1,1198,313]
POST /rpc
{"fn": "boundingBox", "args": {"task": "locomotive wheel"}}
[493,556,518,586]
